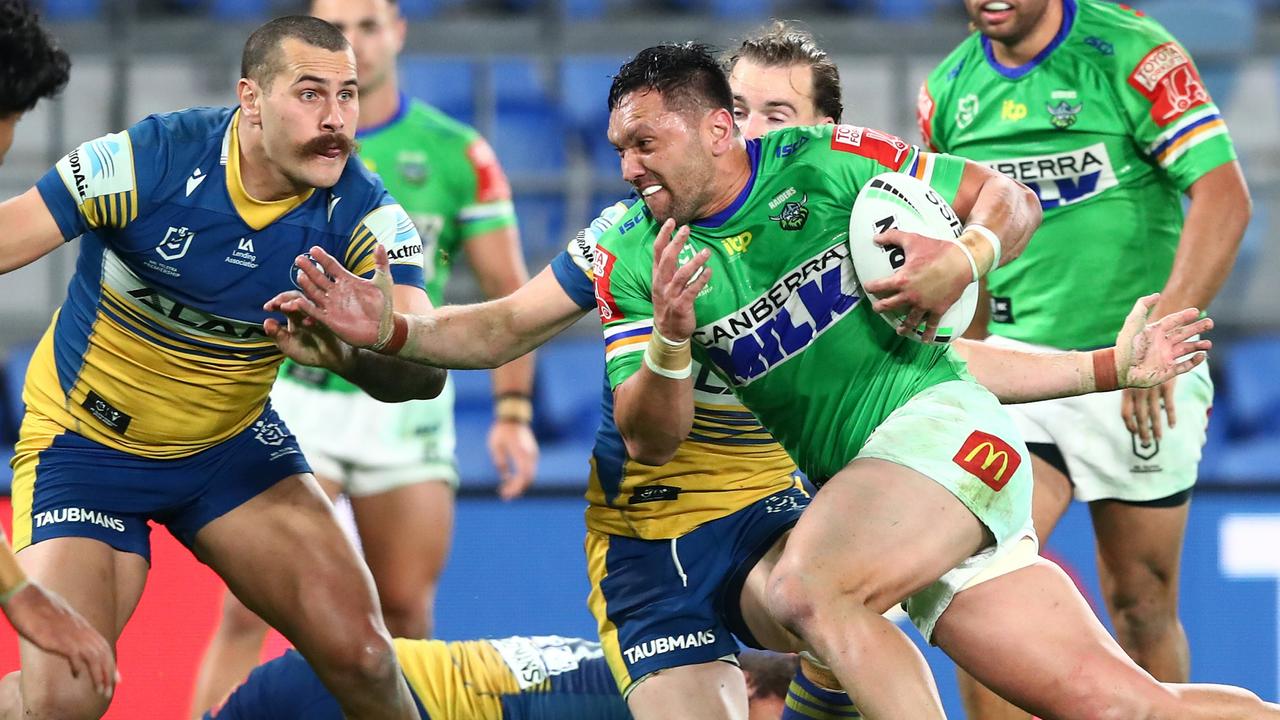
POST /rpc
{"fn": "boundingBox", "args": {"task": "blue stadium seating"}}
[2,344,35,445]
[558,56,627,175]
[512,194,567,259]
[1222,336,1280,438]
[399,56,477,124]
[210,0,267,21]
[450,367,494,414]
[492,106,568,175]
[492,57,554,109]
[562,0,606,19]
[40,0,101,20]
[532,337,604,442]
[396,0,446,18]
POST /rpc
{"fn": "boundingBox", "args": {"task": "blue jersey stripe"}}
[549,250,596,311]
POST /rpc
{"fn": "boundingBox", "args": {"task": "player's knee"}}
[1057,664,1162,720]
[1105,565,1180,646]
[21,676,110,720]
[310,624,399,693]
[219,592,270,638]
[377,582,434,639]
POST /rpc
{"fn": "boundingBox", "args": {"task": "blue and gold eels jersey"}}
[550,202,800,540]
[27,107,424,459]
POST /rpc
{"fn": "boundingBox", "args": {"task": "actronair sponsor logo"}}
[34,507,126,533]
[694,242,859,386]
[984,142,1117,210]
[623,630,717,665]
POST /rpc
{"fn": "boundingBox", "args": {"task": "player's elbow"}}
[623,435,679,467]
[364,365,447,402]
[1015,179,1042,235]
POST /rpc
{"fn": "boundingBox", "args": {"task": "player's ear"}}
[707,107,737,156]
[237,78,263,126]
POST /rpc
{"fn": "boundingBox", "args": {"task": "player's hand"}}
[489,420,539,500]
[264,305,355,373]
[263,245,395,350]
[651,219,711,342]
[3,582,119,698]
[862,229,972,343]
[1113,293,1213,444]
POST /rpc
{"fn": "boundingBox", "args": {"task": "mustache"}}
[300,133,355,156]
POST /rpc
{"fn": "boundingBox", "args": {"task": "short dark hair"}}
[241,15,349,89]
[0,0,70,116]
[739,650,801,701]
[608,42,734,117]
[728,21,843,122]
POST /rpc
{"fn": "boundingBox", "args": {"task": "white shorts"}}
[984,336,1213,503]
[858,380,1038,640]
[271,374,458,496]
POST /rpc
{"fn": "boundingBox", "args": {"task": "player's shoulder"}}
[399,99,481,145]
[774,123,914,174]
[126,106,232,154]
[594,197,653,251]
[1077,0,1178,61]
[926,31,984,90]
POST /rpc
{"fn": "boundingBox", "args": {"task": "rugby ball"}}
[847,172,978,344]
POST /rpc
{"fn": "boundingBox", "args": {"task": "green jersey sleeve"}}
[456,134,518,240]
[593,206,659,390]
[1115,12,1237,191]
[786,124,968,208]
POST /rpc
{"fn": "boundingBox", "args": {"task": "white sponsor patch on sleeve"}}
[55,131,135,203]
[362,203,424,266]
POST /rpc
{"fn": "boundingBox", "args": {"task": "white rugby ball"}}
[847,172,978,344]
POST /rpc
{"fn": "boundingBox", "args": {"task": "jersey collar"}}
[694,139,761,229]
[224,110,315,231]
[982,0,1077,80]
[356,93,409,139]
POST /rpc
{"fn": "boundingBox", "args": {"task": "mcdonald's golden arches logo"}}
[953,430,1022,491]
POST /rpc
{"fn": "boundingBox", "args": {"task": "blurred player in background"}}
[202,634,801,720]
[0,15,446,720]
[191,0,535,712]
[919,1,1252,716]
[266,38,1265,720]
[0,0,117,698]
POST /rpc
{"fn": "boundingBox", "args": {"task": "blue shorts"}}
[204,650,429,720]
[585,483,809,694]
[11,404,311,562]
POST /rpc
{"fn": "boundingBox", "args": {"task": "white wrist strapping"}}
[947,238,981,283]
[963,223,1003,272]
[644,328,693,380]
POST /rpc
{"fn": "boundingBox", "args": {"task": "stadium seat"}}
[451,368,494,414]
[709,0,769,18]
[492,105,567,175]
[535,435,594,489]
[562,0,606,19]
[492,57,554,110]
[2,344,35,446]
[40,0,101,19]
[396,0,445,18]
[532,337,605,442]
[210,0,267,21]
[399,56,477,124]
[1221,336,1280,438]
[513,194,567,261]
[1209,436,1280,483]
[559,56,627,175]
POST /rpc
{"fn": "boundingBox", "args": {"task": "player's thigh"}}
[191,473,383,660]
[776,457,990,613]
[15,537,148,713]
[349,478,455,590]
[1090,497,1190,600]
[933,559,1171,719]
[626,660,748,720]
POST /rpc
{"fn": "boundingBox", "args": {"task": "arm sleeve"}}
[457,135,518,240]
[550,199,635,311]
[917,78,943,153]
[1118,22,1237,191]
[346,197,427,288]
[592,216,656,390]
[817,124,968,207]
[34,115,168,240]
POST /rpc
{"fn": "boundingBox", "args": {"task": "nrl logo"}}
[397,151,429,185]
[156,226,195,261]
[769,193,809,231]
[1047,100,1083,130]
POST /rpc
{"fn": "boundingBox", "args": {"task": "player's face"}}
[608,89,718,226]
[310,0,404,96]
[0,113,19,166]
[964,0,1055,43]
[730,59,833,140]
[257,39,359,190]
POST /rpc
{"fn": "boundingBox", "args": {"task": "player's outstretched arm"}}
[0,188,69,274]
[0,539,117,698]
[265,244,587,369]
[953,294,1211,404]
[611,220,711,466]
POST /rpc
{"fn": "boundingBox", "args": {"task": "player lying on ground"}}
[0,15,445,720]
[0,0,118,699]
[201,635,800,720]
[919,2,1252,716]
[270,43,1275,720]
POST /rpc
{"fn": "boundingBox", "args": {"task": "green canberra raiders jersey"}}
[596,125,976,483]
[281,95,517,392]
[919,0,1236,350]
